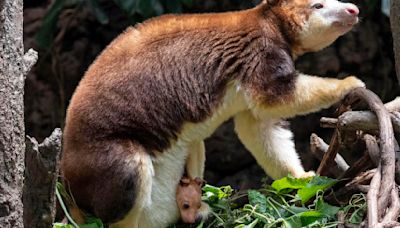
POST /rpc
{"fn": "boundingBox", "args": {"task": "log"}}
[23,129,62,228]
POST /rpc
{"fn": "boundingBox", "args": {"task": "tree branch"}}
[310,133,349,176]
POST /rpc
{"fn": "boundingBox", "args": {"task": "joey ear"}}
[180,177,191,186]
[194,177,205,186]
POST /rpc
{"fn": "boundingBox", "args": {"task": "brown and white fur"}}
[176,176,206,224]
[61,0,364,227]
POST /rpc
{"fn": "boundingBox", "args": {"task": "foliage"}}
[54,176,366,228]
[198,175,343,228]
[36,0,193,48]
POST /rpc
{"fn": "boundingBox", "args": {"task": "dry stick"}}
[347,88,395,225]
[317,129,341,176]
[337,211,345,228]
[364,134,380,167]
[310,133,349,176]
[317,95,358,176]
[339,153,372,180]
[367,165,381,227]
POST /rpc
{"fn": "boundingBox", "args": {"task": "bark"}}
[391,0,400,84]
[320,111,400,133]
[23,129,62,228]
[0,0,37,227]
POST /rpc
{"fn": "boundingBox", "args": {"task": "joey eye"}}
[183,202,190,209]
[312,3,324,9]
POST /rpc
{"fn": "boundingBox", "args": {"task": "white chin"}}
[333,23,354,35]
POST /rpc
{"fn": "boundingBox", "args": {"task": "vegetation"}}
[36,0,193,48]
[54,175,367,228]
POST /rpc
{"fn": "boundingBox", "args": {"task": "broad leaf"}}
[315,197,340,218]
[248,190,267,213]
[297,176,337,203]
[53,223,73,228]
[298,210,323,225]
[271,176,311,192]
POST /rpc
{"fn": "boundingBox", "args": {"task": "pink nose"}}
[346,6,359,16]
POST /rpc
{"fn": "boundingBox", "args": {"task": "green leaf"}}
[87,0,109,24]
[315,197,340,218]
[53,223,73,228]
[297,176,337,203]
[283,216,303,228]
[298,210,323,225]
[247,190,267,213]
[80,217,104,228]
[348,206,366,224]
[203,184,232,199]
[271,176,311,192]
[36,0,65,48]
[113,0,137,15]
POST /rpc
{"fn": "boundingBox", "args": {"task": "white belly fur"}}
[129,82,247,228]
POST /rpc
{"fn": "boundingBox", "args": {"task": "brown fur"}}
[61,0,338,224]
[176,177,204,224]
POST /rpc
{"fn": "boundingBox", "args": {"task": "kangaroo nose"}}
[346,5,359,16]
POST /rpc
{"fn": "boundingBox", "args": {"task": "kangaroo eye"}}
[183,202,190,209]
[312,3,324,9]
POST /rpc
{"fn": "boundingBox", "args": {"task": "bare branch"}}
[310,133,349,176]
[320,111,400,133]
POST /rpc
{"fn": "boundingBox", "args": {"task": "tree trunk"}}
[23,129,62,228]
[391,0,400,84]
[0,0,37,227]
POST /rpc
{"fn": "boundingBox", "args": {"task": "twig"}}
[364,134,380,167]
[310,133,349,176]
[340,153,372,180]
[317,129,341,176]
[337,211,345,228]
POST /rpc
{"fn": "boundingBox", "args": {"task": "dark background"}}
[23,0,399,190]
